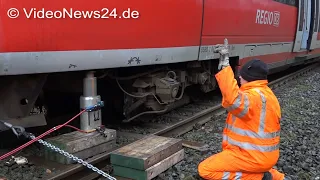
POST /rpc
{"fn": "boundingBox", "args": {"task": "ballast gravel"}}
[155,66,320,180]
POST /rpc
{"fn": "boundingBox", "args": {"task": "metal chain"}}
[29,134,117,180]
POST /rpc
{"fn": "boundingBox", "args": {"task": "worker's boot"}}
[262,172,272,180]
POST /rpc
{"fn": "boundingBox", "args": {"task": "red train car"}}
[0,0,319,129]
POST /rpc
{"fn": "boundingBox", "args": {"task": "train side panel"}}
[0,0,203,75]
[199,0,298,69]
[202,0,297,43]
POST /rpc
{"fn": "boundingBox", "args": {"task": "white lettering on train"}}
[255,9,280,27]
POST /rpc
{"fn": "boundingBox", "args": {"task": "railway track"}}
[1,62,319,180]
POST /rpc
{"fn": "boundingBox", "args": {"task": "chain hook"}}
[0,121,26,138]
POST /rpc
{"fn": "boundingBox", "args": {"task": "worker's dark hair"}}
[239,59,268,82]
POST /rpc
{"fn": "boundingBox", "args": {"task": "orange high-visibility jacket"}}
[215,66,281,169]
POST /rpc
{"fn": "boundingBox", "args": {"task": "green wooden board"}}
[110,135,182,170]
[113,149,184,180]
[113,165,147,180]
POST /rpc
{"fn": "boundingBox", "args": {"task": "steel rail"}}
[47,62,319,180]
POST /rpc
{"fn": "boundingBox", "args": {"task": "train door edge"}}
[293,0,312,52]
[309,0,320,50]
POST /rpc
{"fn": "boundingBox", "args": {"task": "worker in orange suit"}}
[197,39,291,180]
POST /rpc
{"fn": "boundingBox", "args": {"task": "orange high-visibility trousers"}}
[198,149,285,180]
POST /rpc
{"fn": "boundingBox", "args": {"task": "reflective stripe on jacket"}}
[215,66,281,166]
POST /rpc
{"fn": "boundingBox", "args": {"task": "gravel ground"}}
[155,66,320,180]
[0,160,49,180]
[0,147,53,180]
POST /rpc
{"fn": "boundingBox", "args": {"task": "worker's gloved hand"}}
[214,38,230,70]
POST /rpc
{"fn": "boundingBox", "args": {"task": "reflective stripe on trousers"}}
[223,172,242,180]
[224,89,280,152]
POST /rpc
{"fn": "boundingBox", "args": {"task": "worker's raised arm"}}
[213,39,253,120]
[215,66,253,120]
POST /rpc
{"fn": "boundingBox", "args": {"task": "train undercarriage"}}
[0,58,240,131]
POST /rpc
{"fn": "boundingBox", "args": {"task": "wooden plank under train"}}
[110,135,182,171]
[112,149,185,180]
